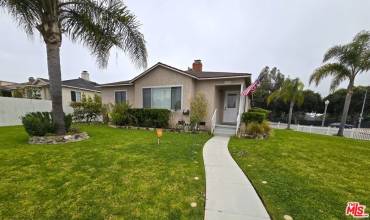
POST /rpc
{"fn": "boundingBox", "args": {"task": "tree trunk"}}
[287,101,294,129]
[46,43,65,135]
[337,80,354,136]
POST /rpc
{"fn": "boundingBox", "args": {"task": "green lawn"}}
[0,125,210,219]
[229,129,370,220]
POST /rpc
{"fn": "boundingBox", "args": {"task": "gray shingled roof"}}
[26,78,101,91]
[186,70,250,78]
[159,62,251,78]
[100,62,251,87]
[62,78,100,91]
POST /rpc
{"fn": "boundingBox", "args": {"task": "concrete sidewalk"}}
[203,136,270,220]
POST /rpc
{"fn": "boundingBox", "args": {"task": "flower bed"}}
[29,132,89,144]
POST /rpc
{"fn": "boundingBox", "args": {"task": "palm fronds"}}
[0,0,147,68]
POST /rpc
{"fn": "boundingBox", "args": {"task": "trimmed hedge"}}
[242,111,266,124]
[22,112,72,136]
[249,107,271,117]
[128,108,171,128]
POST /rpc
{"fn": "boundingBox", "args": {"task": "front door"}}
[223,91,239,123]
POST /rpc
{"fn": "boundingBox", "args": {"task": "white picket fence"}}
[270,122,370,141]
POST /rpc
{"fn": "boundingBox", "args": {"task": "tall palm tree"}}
[267,78,304,129]
[310,31,370,136]
[0,0,147,134]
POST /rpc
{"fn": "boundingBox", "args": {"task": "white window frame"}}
[71,90,82,102]
[114,90,127,104]
[75,91,81,102]
[141,85,183,111]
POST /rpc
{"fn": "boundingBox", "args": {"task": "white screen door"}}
[223,91,240,123]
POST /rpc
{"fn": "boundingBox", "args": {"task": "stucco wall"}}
[132,66,195,126]
[0,97,52,126]
[133,66,195,109]
[61,87,100,113]
[194,78,247,129]
[99,67,250,129]
[101,85,135,105]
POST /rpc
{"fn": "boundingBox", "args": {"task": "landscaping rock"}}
[284,215,293,220]
[29,132,89,144]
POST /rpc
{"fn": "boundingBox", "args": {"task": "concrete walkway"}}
[203,136,270,220]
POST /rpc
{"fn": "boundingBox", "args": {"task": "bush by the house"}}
[190,93,208,130]
[249,107,270,117]
[242,112,266,124]
[70,94,102,123]
[12,88,24,98]
[129,108,170,128]
[101,103,113,124]
[110,103,136,126]
[22,112,72,136]
[241,107,271,139]
[109,103,170,128]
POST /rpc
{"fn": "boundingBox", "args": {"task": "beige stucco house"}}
[9,71,101,113]
[100,60,251,133]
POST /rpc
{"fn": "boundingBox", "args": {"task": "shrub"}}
[128,108,171,128]
[190,93,208,128]
[22,112,72,136]
[22,112,54,136]
[101,103,113,124]
[64,114,73,132]
[12,88,24,98]
[245,122,264,138]
[110,103,136,126]
[242,112,266,124]
[70,94,102,123]
[261,120,271,135]
[249,107,271,117]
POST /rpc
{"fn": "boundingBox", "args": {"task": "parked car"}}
[329,123,353,129]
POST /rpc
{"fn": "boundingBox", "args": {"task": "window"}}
[227,93,237,108]
[71,91,81,102]
[115,91,127,103]
[143,86,182,110]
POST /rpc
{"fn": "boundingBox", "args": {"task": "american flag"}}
[241,73,265,96]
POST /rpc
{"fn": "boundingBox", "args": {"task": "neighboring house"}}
[100,60,251,131]
[0,80,18,97]
[8,71,101,113]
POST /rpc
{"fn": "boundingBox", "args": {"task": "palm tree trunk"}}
[337,81,354,136]
[46,43,65,135]
[287,101,294,129]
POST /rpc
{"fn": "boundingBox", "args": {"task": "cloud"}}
[0,0,369,96]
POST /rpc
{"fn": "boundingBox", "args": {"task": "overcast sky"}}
[0,0,369,96]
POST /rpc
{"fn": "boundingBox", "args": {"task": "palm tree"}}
[309,31,370,136]
[0,0,147,134]
[267,78,304,129]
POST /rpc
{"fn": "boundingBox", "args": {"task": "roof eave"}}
[61,85,101,92]
[197,75,251,80]
[98,83,133,87]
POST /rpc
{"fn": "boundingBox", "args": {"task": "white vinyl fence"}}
[0,97,73,126]
[271,122,370,141]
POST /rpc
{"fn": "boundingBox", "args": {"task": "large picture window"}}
[143,86,182,110]
[115,91,127,103]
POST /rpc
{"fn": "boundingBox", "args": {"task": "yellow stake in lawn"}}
[156,128,163,145]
